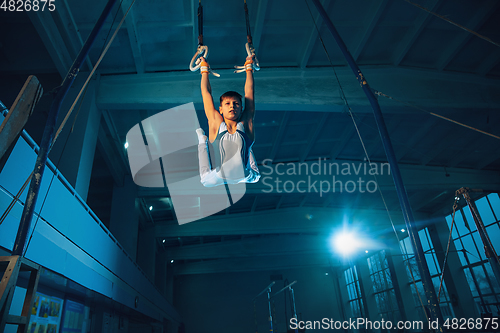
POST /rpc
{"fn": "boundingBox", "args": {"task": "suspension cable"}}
[235,0,260,72]
[189,0,219,75]
[198,0,203,46]
[244,0,252,44]
[304,0,430,322]
[374,91,500,141]
[404,0,500,48]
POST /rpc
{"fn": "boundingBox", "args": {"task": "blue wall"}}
[0,127,180,325]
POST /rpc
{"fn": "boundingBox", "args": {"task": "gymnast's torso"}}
[201,122,260,186]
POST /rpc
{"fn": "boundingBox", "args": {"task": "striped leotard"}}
[199,122,260,187]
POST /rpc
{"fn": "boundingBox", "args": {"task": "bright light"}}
[124,142,129,149]
[149,206,153,211]
[401,228,406,232]
[365,250,369,253]
[162,239,166,243]
[331,232,359,255]
[170,260,174,263]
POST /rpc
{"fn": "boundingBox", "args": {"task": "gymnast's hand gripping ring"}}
[190,45,208,71]
[189,45,220,77]
[234,42,260,73]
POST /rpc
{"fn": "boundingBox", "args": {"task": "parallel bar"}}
[253,281,275,333]
[270,280,296,298]
[253,281,275,300]
[309,0,444,329]
[13,0,119,255]
[271,280,299,333]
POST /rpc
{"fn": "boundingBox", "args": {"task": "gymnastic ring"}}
[245,43,260,71]
[189,45,209,71]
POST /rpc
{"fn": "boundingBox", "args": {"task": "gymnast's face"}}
[219,96,242,121]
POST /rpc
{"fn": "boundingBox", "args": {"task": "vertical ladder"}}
[0,255,40,333]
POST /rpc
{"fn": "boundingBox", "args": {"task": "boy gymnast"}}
[196,55,260,187]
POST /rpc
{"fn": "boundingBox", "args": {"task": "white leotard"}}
[199,122,260,187]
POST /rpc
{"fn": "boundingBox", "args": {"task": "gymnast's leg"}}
[196,128,212,180]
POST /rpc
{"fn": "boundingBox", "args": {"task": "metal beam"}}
[437,0,499,71]
[154,207,404,238]
[96,111,128,186]
[329,114,362,160]
[361,117,404,160]
[137,161,500,196]
[14,0,119,256]
[250,195,258,213]
[78,16,369,31]
[477,48,500,76]
[300,112,329,161]
[97,67,500,110]
[300,0,332,68]
[298,193,309,207]
[393,0,442,66]
[0,76,43,164]
[252,0,268,50]
[102,109,131,173]
[396,117,439,162]
[59,0,93,71]
[475,151,500,170]
[165,234,330,260]
[121,0,144,74]
[173,253,336,275]
[268,112,290,161]
[27,10,74,77]
[352,0,389,61]
[310,0,446,326]
[447,139,485,168]
[411,190,449,212]
[418,126,456,165]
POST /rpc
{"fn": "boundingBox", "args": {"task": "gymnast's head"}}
[219,91,243,120]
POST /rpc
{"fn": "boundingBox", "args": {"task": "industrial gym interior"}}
[0,0,499,332]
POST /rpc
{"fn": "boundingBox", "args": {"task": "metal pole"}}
[459,188,500,285]
[267,288,274,333]
[310,0,444,329]
[289,287,298,333]
[13,0,119,255]
[253,282,275,333]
